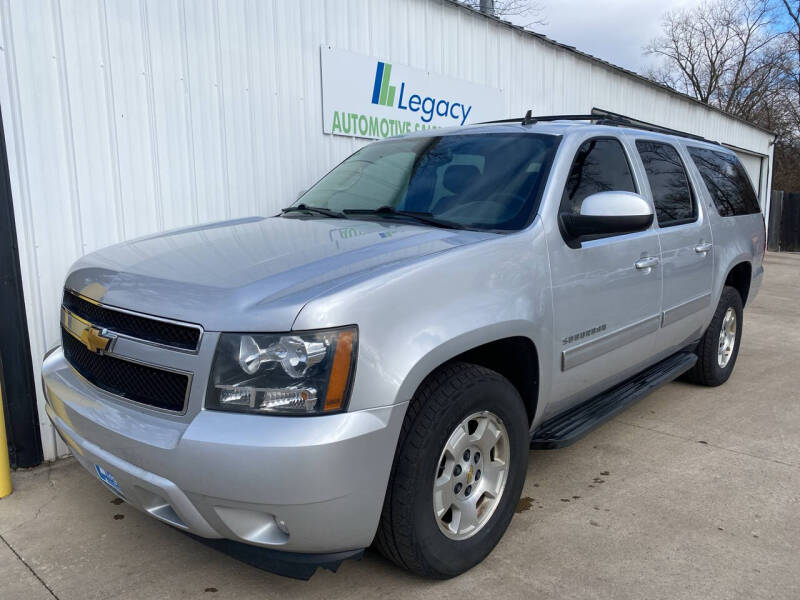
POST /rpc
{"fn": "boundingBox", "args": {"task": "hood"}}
[65,216,494,331]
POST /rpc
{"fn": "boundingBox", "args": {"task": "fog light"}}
[214,506,289,544]
[276,518,290,536]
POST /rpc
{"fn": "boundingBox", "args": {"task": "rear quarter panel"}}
[709,211,765,304]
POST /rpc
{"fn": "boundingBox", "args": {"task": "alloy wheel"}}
[717,307,737,368]
[432,411,510,540]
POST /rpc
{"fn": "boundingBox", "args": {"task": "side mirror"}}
[560,191,653,242]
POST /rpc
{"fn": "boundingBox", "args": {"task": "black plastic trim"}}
[560,213,653,239]
[531,350,697,449]
[182,532,364,580]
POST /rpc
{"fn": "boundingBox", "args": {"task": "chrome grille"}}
[62,290,202,352]
[61,331,190,412]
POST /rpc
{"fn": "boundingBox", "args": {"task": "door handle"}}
[694,242,713,254]
[635,257,659,271]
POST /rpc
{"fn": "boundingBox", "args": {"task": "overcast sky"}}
[506,0,702,75]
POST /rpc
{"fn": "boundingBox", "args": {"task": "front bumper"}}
[42,347,407,556]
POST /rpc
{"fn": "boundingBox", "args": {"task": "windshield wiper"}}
[281,203,346,219]
[342,206,465,230]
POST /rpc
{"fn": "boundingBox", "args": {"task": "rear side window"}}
[636,140,696,226]
[687,147,760,216]
[561,138,636,215]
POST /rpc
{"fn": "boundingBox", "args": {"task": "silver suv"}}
[42,114,766,579]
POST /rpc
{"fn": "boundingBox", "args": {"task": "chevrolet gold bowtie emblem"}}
[467,465,474,484]
[82,326,113,353]
[61,307,116,354]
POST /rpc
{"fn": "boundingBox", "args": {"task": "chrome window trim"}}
[64,288,204,354]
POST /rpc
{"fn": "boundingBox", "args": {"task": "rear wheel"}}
[374,362,529,578]
[686,286,744,386]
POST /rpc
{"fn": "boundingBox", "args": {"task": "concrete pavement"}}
[1,252,798,599]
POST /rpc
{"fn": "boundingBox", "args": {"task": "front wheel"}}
[686,285,744,386]
[373,362,529,578]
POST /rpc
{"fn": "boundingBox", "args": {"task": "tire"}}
[685,285,744,386]
[373,361,529,578]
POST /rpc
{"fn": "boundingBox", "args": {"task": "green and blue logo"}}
[370,61,472,125]
[371,61,396,107]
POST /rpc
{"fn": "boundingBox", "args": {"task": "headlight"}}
[206,327,357,415]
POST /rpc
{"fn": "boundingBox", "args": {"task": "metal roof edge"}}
[441,0,777,138]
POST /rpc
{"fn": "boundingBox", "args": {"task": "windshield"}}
[294,133,560,231]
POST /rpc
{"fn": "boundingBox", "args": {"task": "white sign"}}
[320,47,503,139]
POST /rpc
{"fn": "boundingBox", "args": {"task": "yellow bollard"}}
[0,368,12,498]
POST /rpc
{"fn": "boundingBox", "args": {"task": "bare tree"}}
[774,1,800,191]
[645,0,800,192]
[645,0,786,119]
[780,1,800,118]
[456,0,546,26]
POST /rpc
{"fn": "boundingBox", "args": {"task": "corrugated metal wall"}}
[0,0,774,461]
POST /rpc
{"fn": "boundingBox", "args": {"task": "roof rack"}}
[478,108,719,145]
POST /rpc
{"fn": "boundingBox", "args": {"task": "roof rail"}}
[478,108,720,145]
[590,108,718,144]
[478,112,597,125]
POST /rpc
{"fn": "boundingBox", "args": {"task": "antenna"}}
[522,109,536,125]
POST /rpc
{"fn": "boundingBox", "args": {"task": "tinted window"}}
[687,147,760,216]
[636,141,695,226]
[298,133,560,231]
[561,138,636,214]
